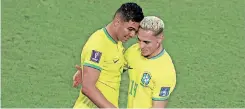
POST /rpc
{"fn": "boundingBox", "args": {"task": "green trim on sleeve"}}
[152,97,168,101]
[83,63,102,71]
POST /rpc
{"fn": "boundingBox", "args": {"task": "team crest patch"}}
[159,87,170,97]
[90,50,102,63]
[140,72,151,86]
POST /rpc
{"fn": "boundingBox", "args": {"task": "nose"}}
[139,41,145,49]
[129,31,136,38]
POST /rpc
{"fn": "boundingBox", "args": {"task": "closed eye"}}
[143,41,150,44]
[128,27,136,32]
[137,37,151,44]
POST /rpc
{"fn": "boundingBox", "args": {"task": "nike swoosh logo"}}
[128,67,133,69]
[113,59,119,63]
[126,65,133,69]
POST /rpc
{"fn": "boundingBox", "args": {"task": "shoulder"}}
[84,28,107,50]
[128,43,139,50]
[124,43,140,60]
[153,51,176,76]
[87,29,106,44]
[158,50,174,66]
[125,43,139,54]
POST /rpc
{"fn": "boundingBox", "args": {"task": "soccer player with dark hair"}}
[72,2,144,108]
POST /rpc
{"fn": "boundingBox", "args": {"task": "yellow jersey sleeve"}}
[83,49,105,71]
[82,33,106,72]
[152,67,176,101]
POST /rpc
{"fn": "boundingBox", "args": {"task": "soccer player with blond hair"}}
[125,16,176,108]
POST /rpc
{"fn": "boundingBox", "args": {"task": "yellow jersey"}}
[74,28,125,108]
[125,44,176,108]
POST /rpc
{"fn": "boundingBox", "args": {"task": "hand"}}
[73,65,83,88]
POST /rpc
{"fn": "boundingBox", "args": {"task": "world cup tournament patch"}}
[159,87,170,97]
[90,50,102,63]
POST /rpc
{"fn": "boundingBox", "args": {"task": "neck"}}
[147,44,164,59]
[105,22,119,42]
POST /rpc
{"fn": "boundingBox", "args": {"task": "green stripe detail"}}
[150,49,165,60]
[152,97,168,101]
[103,28,117,44]
[83,63,102,71]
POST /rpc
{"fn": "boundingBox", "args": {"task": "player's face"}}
[137,28,160,57]
[117,20,140,42]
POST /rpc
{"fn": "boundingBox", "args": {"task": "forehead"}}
[123,20,140,30]
[138,28,155,40]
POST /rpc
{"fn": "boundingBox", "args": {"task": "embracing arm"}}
[81,66,116,108]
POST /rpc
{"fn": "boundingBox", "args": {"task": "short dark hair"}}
[115,2,144,22]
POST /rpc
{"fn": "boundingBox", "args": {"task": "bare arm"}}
[81,66,116,108]
[152,100,168,108]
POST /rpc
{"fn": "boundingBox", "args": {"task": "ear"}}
[113,14,121,27]
[114,18,120,26]
[157,34,164,43]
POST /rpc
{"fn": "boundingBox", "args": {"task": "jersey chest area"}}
[102,44,125,72]
[128,62,158,89]
[128,57,161,97]
[128,54,160,82]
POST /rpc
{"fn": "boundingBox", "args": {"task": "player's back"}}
[125,44,176,108]
[74,28,125,108]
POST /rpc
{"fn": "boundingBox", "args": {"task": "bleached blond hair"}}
[140,16,164,36]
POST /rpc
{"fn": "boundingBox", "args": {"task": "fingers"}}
[75,65,82,71]
[73,81,79,88]
[73,65,82,88]
[73,71,78,80]
[73,72,81,87]
[73,76,81,88]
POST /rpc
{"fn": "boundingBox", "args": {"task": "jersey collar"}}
[149,49,165,60]
[103,28,117,44]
